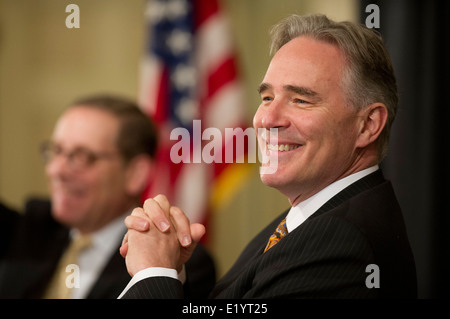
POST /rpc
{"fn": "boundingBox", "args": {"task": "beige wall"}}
[0,0,146,205]
[0,0,358,278]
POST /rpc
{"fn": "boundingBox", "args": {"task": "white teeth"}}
[267,144,300,151]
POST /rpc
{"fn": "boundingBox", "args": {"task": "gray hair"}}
[270,14,398,160]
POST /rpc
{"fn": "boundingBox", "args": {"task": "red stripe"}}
[199,56,239,115]
[153,67,169,124]
[206,56,238,100]
[193,0,219,29]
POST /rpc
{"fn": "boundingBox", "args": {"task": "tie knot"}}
[71,233,92,253]
[264,218,288,253]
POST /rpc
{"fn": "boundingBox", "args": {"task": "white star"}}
[172,64,196,91]
[175,98,199,125]
[146,0,188,22]
[166,29,192,55]
[166,0,189,20]
[145,0,166,22]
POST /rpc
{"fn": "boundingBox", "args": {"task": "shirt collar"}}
[70,212,128,251]
[285,165,379,232]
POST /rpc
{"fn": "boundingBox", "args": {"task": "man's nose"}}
[253,99,290,130]
[45,152,71,178]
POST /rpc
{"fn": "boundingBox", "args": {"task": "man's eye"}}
[72,150,95,164]
[293,98,308,104]
[53,145,64,155]
[262,96,273,102]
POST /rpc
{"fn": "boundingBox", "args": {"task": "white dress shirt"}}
[118,165,379,298]
[285,165,379,233]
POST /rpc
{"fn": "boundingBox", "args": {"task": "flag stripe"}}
[193,0,219,29]
[154,67,170,123]
[205,57,238,102]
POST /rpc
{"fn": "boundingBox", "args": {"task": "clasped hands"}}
[119,194,206,277]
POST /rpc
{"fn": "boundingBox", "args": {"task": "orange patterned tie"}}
[264,218,288,253]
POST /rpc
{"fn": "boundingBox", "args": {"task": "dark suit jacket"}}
[0,199,216,299]
[122,170,417,299]
[0,201,20,259]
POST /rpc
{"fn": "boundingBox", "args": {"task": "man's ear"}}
[124,154,154,196]
[355,103,388,149]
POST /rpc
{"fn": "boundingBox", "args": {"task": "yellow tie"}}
[264,218,288,253]
[43,234,92,299]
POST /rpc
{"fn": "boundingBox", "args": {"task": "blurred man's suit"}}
[0,201,19,259]
[0,199,216,299]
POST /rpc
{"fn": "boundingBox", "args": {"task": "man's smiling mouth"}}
[267,143,301,152]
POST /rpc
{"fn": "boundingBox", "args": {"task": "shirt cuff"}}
[117,266,185,299]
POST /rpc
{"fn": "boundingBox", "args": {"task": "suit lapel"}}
[306,170,385,221]
[86,238,130,299]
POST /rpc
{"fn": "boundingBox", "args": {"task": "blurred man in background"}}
[0,95,215,298]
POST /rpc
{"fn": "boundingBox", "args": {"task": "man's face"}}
[46,106,131,232]
[253,36,363,205]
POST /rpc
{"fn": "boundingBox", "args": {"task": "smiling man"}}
[46,104,139,235]
[120,14,417,299]
[254,33,385,207]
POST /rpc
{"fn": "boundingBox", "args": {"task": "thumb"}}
[190,223,206,243]
[178,223,206,269]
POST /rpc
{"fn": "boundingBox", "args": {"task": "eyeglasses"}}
[40,141,118,170]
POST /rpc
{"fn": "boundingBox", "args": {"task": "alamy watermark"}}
[169,120,279,175]
[65,264,81,289]
[65,4,381,30]
[365,4,380,29]
[65,263,380,291]
[65,4,80,29]
[365,264,380,288]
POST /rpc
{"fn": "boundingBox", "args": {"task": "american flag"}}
[139,0,250,238]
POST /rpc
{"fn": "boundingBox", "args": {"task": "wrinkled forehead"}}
[263,36,346,96]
